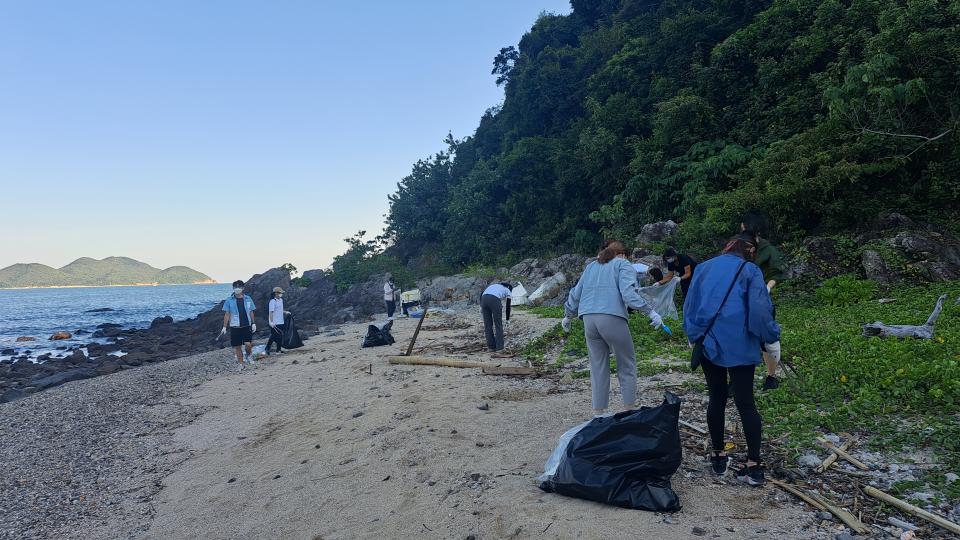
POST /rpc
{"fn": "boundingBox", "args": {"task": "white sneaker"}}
[237,363,244,373]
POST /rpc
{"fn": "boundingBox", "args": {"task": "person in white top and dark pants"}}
[266,286,290,355]
[480,282,513,351]
[384,275,398,320]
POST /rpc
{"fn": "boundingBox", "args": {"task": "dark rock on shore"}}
[84,307,115,313]
[150,315,174,328]
[30,368,96,391]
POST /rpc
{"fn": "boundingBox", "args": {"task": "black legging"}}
[266,324,284,352]
[701,357,762,462]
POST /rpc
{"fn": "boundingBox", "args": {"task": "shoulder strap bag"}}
[690,261,746,371]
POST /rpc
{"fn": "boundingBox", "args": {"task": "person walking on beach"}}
[384,275,398,320]
[218,280,256,372]
[741,212,786,390]
[266,286,290,355]
[683,233,780,486]
[480,282,512,352]
[562,240,663,416]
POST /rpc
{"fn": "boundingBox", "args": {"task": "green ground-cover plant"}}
[815,275,877,306]
[760,282,960,478]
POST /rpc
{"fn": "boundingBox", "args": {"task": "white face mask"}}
[233,288,243,295]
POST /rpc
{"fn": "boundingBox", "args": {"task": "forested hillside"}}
[383,0,959,268]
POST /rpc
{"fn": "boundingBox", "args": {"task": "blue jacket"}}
[683,254,780,367]
[565,258,652,320]
[222,294,256,328]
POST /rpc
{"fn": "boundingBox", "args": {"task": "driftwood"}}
[863,486,960,535]
[403,302,429,356]
[862,294,946,339]
[679,419,707,434]
[816,437,870,470]
[769,479,869,534]
[816,437,855,473]
[388,356,493,369]
[481,366,537,376]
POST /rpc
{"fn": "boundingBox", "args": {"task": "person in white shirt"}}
[384,275,398,320]
[266,287,290,355]
[480,282,513,351]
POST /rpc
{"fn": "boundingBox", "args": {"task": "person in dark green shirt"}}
[742,212,785,390]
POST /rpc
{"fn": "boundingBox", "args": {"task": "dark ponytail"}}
[597,239,626,264]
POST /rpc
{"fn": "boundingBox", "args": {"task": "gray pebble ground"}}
[0,349,231,540]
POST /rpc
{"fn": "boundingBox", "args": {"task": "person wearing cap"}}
[266,286,290,355]
[219,280,256,372]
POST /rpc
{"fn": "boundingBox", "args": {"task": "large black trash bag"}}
[361,320,395,348]
[538,392,683,512]
[281,314,304,349]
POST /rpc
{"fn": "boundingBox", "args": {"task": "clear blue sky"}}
[0,0,570,282]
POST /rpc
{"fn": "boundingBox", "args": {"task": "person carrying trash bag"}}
[480,282,512,351]
[683,233,780,486]
[562,240,664,416]
[266,287,290,355]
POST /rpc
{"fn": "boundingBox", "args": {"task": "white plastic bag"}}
[637,276,680,321]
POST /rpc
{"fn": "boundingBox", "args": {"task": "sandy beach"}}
[1,308,817,540]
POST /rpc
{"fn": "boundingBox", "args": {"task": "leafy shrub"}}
[815,275,876,306]
[330,231,414,292]
[291,276,312,288]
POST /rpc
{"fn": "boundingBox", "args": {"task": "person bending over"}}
[659,247,697,299]
[480,282,512,351]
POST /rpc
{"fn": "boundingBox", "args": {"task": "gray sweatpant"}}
[583,313,637,410]
[480,294,504,351]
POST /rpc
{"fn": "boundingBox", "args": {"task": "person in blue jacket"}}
[683,233,780,486]
[563,240,664,416]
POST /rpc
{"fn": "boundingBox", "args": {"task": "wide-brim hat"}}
[272,287,285,294]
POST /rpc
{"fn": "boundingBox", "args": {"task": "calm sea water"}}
[0,284,231,361]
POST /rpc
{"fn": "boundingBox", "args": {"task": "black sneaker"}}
[762,376,780,391]
[737,464,765,486]
[710,454,728,475]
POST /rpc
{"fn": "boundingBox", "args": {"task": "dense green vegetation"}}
[383,0,959,267]
[0,257,213,288]
[522,282,960,493]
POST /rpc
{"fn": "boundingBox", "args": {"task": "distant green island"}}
[0,257,216,289]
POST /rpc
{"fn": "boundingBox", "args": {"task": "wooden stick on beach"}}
[816,437,856,473]
[863,486,960,536]
[816,437,870,470]
[403,303,428,356]
[769,479,869,534]
[388,356,492,369]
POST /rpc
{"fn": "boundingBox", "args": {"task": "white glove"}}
[218,327,226,338]
[561,317,571,333]
[651,281,661,287]
[284,311,291,315]
[251,324,257,333]
[766,282,774,293]
[648,311,663,329]
[763,341,781,363]
[269,323,276,329]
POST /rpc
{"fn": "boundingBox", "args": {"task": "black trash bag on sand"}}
[361,320,395,348]
[281,314,305,349]
[538,392,683,512]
